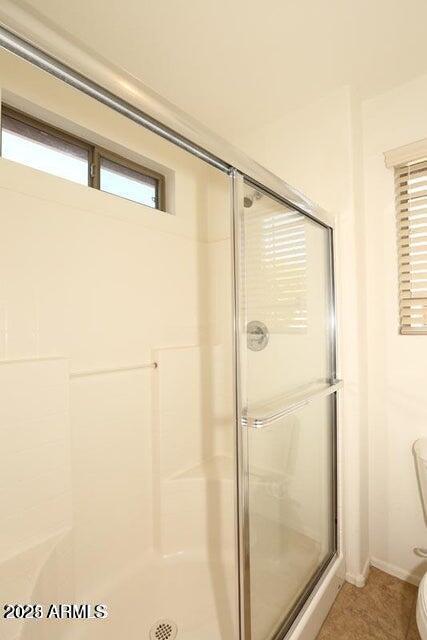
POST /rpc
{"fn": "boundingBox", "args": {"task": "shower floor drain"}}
[149,619,178,640]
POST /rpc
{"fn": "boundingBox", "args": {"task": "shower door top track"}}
[0,20,335,231]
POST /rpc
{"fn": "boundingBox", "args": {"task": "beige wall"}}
[363,73,427,584]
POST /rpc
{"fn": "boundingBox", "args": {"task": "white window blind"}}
[244,206,307,333]
[396,160,427,334]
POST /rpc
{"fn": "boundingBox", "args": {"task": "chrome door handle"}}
[242,380,343,429]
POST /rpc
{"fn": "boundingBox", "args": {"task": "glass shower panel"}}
[248,397,335,640]
[240,182,336,640]
[243,188,333,407]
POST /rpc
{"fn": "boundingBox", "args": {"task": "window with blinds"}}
[244,205,307,333]
[396,160,427,334]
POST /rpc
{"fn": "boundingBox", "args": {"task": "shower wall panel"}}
[0,49,237,640]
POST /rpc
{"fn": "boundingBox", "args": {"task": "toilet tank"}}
[414,438,427,524]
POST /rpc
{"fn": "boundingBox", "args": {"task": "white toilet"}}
[414,439,427,638]
[418,573,427,639]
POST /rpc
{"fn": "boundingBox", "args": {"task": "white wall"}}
[235,87,370,586]
[0,48,237,639]
[363,73,427,584]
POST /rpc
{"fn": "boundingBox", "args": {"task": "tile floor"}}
[317,567,420,640]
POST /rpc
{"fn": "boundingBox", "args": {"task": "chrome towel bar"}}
[242,380,343,429]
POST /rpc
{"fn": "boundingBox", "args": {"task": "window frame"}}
[93,146,166,210]
[394,159,427,335]
[1,105,94,186]
[1,105,166,211]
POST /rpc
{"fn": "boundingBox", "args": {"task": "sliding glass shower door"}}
[235,177,339,640]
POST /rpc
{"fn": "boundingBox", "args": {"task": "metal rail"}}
[70,362,158,378]
[242,380,343,429]
[0,25,230,174]
[0,21,334,228]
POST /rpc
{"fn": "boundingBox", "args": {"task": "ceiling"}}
[9,0,427,139]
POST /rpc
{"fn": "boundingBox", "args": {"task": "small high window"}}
[1,109,90,185]
[0,106,166,211]
[98,153,163,209]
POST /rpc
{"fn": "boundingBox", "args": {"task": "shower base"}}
[55,552,238,640]
[12,531,322,640]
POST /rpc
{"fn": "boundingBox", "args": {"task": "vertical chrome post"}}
[231,169,251,640]
[328,227,340,557]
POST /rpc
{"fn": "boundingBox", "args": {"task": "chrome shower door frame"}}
[231,170,341,640]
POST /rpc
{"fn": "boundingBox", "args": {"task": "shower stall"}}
[0,21,342,640]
